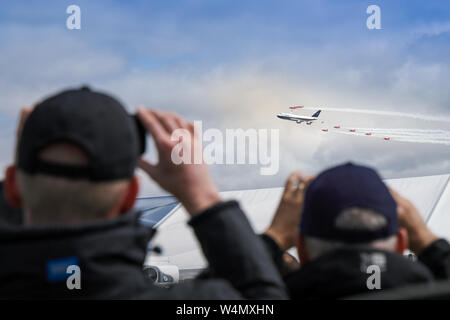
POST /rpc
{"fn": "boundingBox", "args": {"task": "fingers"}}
[389,188,407,219]
[389,187,413,211]
[389,187,408,204]
[138,107,196,166]
[389,187,402,202]
[302,176,315,190]
[284,170,314,196]
[154,110,182,133]
[173,113,188,129]
[137,107,191,137]
[137,108,170,146]
[285,170,303,192]
[187,122,196,137]
[15,107,33,138]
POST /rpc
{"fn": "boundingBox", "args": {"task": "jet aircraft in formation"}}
[277,106,390,141]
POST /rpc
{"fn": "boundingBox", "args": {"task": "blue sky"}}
[1,0,450,194]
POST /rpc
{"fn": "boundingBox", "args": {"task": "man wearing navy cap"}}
[263,163,450,299]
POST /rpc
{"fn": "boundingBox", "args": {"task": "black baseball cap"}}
[300,163,398,243]
[17,86,146,181]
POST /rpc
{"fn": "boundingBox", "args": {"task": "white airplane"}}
[277,110,321,125]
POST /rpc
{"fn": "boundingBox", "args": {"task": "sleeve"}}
[418,239,450,280]
[186,200,288,300]
[260,234,285,272]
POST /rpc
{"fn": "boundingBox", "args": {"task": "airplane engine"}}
[296,120,302,124]
[143,265,180,287]
[306,122,312,125]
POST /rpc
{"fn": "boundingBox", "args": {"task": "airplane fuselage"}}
[276,112,318,124]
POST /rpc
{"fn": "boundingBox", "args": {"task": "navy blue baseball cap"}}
[300,163,398,243]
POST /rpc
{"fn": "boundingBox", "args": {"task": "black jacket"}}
[261,235,448,299]
[0,200,287,299]
[284,247,434,299]
[0,182,23,226]
[417,239,450,280]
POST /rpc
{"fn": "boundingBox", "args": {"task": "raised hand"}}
[264,171,314,251]
[137,108,221,215]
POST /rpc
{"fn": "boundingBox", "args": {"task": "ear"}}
[396,227,408,254]
[4,165,22,208]
[296,232,310,266]
[119,175,139,214]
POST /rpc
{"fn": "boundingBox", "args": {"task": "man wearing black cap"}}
[0,87,287,299]
[263,163,450,299]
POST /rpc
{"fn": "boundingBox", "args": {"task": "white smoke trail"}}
[329,127,450,146]
[300,106,450,123]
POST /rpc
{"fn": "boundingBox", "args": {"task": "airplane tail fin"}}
[312,110,321,118]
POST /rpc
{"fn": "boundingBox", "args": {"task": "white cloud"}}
[1,4,450,195]
[414,21,450,37]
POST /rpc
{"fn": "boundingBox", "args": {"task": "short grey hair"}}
[18,172,129,225]
[17,142,130,225]
[303,207,397,261]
